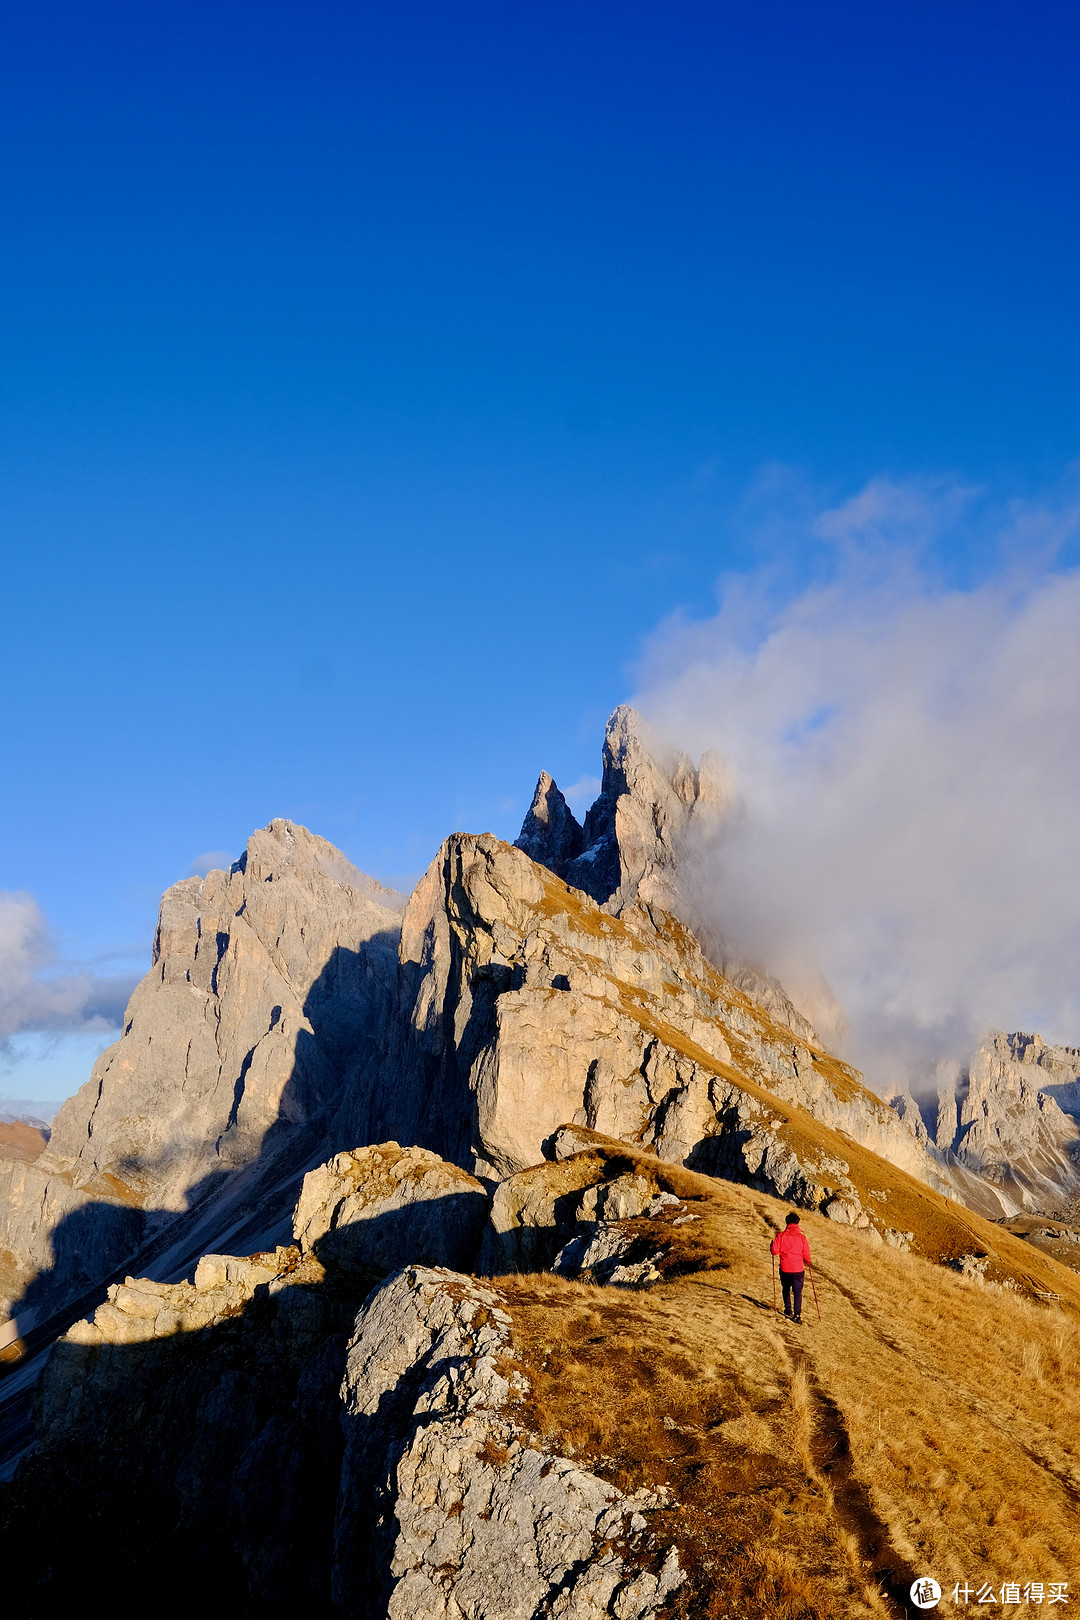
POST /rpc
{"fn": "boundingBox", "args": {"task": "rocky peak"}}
[516,705,729,914]
[997,1031,1080,1116]
[0,819,408,1328]
[373,829,964,1213]
[930,1031,1080,1211]
[516,707,817,1045]
[513,770,584,879]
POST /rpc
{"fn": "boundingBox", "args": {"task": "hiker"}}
[771,1212,811,1323]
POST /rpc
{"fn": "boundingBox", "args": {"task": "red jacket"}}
[771,1226,811,1271]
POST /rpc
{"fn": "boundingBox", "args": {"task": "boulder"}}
[292,1142,489,1277]
[477,1146,683,1276]
[477,1153,614,1275]
[553,1223,670,1287]
[822,1196,862,1226]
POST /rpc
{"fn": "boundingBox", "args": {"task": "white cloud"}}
[186,850,235,878]
[634,474,1080,1097]
[563,775,602,814]
[0,891,137,1043]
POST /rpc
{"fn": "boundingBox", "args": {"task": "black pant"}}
[780,1269,804,1316]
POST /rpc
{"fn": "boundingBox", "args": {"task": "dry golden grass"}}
[494,1147,1080,1619]
[524,855,1072,1295]
[533,860,866,1101]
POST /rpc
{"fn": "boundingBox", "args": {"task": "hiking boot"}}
[783,1307,792,1317]
[793,1314,802,1324]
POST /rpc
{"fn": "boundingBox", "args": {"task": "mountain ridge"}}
[4,710,1079,1348]
[2,707,1079,1616]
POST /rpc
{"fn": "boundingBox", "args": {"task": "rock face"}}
[5,710,1073,1357]
[515,771,585,880]
[478,1146,683,1278]
[292,1142,489,1277]
[334,1265,683,1620]
[11,704,1080,1617]
[517,706,728,917]
[17,1248,683,1617]
[373,829,962,1215]
[479,1152,645,1275]
[933,1032,1080,1211]
[515,706,820,1044]
[0,820,406,1326]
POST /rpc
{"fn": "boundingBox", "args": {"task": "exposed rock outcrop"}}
[516,705,728,918]
[333,1265,683,1620]
[514,706,822,1045]
[9,706,1080,1619]
[292,1142,489,1278]
[478,1150,676,1276]
[515,770,585,880]
[6,710,1075,1417]
[23,1249,686,1617]
[10,1129,1080,1617]
[373,830,964,1219]
[48,819,406,1208]
[931,1032,1080,1212]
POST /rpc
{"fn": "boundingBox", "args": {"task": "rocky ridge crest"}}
[7,712,1069,1347]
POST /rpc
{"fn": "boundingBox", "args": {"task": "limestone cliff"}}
[515,705,827,1045]
[335,1266,683,1620]
[516,705,728,916]
[2,711,1073,1364]
[0,819,405,1328]
[931,1031,1080,1211]
[370,829,969,1229]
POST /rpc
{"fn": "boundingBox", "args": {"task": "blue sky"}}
[2,1,1080,1104]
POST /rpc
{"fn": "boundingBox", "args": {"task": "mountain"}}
[5,709,1076,1343]
[930,1032,1080,1213]
[2,707,1079,1615]
[0,819,406,1335]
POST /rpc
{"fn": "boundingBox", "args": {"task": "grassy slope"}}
[497,1144,1080,1620]
[532,866,1073,1284]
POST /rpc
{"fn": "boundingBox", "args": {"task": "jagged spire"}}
[516,706,730,913]
[514,771,585,879]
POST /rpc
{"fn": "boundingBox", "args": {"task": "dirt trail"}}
[793,1340,917,1617]
[674,1267,918,1616]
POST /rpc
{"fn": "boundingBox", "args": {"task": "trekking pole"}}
[808,1263,821,1322]
[771,1253,777,1312]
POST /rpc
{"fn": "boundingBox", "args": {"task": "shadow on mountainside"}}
[7,1129,1080,1619]
[0,936,406,1382]
[0,916,520,1613]
[0,1187,495,1617]
[0,1260,372,1615]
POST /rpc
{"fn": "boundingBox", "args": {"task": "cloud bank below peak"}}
[633,473,1080,1095]
[0,890,137,1047]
